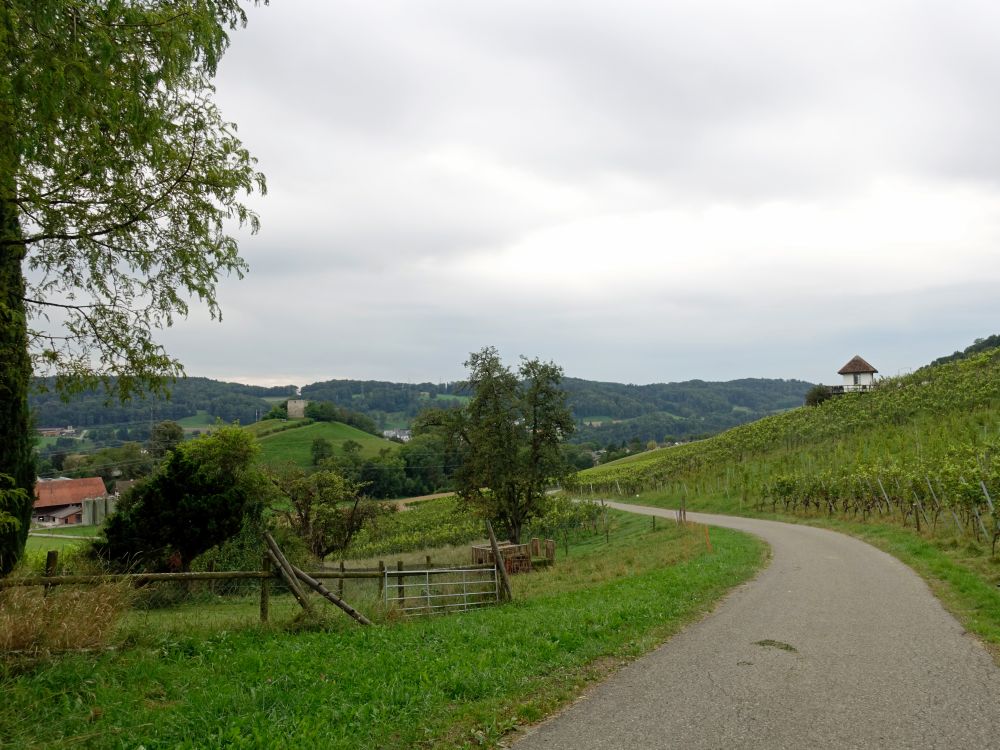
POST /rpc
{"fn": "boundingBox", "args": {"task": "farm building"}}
[33,476,108,526]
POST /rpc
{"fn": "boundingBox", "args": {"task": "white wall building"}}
[837,355,878,391]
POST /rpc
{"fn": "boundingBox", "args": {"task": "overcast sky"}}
[161,0,1000,387]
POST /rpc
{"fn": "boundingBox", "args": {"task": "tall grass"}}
[0,582,132,654]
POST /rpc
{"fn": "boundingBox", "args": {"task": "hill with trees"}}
[29,374,813,451]
[29,377,295,430]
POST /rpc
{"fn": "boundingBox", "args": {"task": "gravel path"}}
[512,503,1000,749]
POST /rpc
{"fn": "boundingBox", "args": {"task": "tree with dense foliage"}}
[96,427,266,571]
[430,347,575,543]
[269,465,385,559]
[804,384,832,407]
[311,437,334,466]
[148,420,184,458]
[0,2,265,575]
[63,441,152,485]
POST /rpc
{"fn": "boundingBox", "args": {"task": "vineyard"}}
[344,496,484,558]
[571,348,1000,542]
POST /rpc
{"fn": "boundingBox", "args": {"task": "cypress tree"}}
[0,185,36,576]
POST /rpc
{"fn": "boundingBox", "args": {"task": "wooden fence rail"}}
[0,569,390,589]
[3,551,502,625]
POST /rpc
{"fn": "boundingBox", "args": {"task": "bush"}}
[804,384,832,407]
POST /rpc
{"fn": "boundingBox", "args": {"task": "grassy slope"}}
[576,348,1000,494]
[573,348,1000,656]
[1,514,765,749]
[257,421,396,468]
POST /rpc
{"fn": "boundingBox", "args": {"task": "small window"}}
[853,373,861,385]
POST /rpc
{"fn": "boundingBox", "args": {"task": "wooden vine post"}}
[43,550,58,598]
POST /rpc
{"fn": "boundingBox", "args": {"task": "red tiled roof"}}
[838,355,878,375]
[34,477,108,509]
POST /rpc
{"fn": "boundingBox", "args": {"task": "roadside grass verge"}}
[630,488,1000,659]
[0,512,765,749]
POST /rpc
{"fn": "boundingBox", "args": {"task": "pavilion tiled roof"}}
[34,477,108,509]
[838,355,878,375]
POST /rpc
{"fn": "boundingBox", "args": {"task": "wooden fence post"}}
[378,561,385,599]
[263,532,314,614]
[44,550,58,598]
[260,554,270,624]
[486,520,513,602]
[291,565,372,626]
[397,560,404,605]
[338,560,345,599]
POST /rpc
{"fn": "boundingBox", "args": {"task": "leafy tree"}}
[398,431,458,496]
[264,402,288,420]
[270,465,385,559]
[432,347,575,543]
[0,1,265,575]
[63,441,152,484]
[805,384,832,407]
[96,427,266,571]
[360,450,408,499]
[311,437,334,466]
[148,420,184,459]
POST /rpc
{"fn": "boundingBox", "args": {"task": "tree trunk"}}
[0,187,36,577]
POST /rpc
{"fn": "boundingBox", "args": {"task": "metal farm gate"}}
[383,564,499,616]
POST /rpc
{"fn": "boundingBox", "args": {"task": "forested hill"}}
[29,373,813,446]
[29,377,296,429]
[563,377,812,445]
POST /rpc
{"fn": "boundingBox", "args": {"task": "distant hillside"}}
[30,372,814,448]
[931,334,1000,367]
[562,377,812,446]
[29,376,295,430]
[302,375,812,445]
[255,421,396,469]
[575,345,1000,504]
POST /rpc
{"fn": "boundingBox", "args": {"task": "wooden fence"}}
[1,549,505,624]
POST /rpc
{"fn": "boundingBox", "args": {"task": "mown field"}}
[256,421,396,468]
[1,510,765,749]
[572,347,1000,654]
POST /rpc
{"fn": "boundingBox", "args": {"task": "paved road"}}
[513,503,1000,749]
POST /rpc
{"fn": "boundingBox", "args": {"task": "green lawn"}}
[257,421,396,468]
[177,410,215,429]
[0,513,765,749]
[26,526,100,557]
